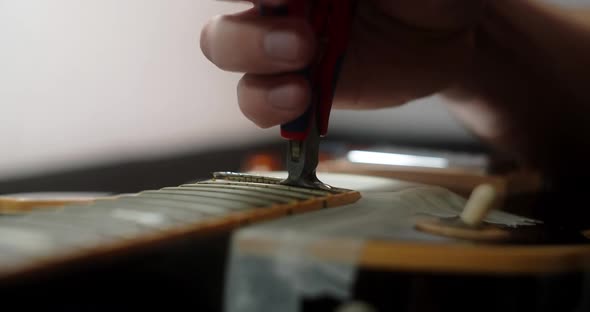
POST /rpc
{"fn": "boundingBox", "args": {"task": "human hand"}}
[201,0,590,183]
[200,0,483,128]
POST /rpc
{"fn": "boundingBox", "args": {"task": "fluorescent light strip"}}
[347,150,449,169]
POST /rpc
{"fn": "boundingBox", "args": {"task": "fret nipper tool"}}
[259,0,356,190]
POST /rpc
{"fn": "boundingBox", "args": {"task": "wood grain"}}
[0,198,96,214]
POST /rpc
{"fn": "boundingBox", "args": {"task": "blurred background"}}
[0,0,578,194]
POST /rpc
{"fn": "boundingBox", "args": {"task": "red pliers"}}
[259,0,356,190]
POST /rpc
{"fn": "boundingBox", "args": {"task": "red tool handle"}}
[259,0,356,141]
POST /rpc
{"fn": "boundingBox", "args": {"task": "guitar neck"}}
[0,173,361,281]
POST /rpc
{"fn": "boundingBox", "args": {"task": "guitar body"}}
[0,172,588,311]
[223,173,590,312]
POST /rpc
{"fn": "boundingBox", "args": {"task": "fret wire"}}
[0,172,356,279]
[1,219,107,250]
[178,184,303,202]
[212,172,284,184]
[88,199,208,224]
[13,217,122,241]
[159,187,282,206]
[0,226,57,259]
[22,210,151,239]
[0,248,26,267]
[112,196,232,216]
[147,189,272,207]
[136,192,254,211]
[52,203,114,214]
[209,172,350,194]
[197,180,330,196]
[24,204,173,226]
[42,202,178,232]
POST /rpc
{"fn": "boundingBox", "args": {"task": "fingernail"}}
[268,84,302,110]
[264,31,300,61]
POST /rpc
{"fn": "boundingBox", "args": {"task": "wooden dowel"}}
[460,184,498,226]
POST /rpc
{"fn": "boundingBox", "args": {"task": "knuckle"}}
[215,61,238,72]
[240,103,273,129]
[291,21,316,63]
[237,78,269,128]
[201,15,242,71]
[199,23,213,62]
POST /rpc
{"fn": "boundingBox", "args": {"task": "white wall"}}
[0,0,269,179]
[1,0,581,179]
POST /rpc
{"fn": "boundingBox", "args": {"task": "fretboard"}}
[0,173,361,280]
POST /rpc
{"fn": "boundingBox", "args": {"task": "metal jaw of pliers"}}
[259,0,356,191]
[281,116,334,191]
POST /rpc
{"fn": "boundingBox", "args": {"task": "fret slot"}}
[97,196,232,216]
[136,192,254,210]
[89,199,208,224]
[22,211,147,239]
[159,188,281,206]
[0,172,360,281]
[0,219,105,251]
[179,184,302,202]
